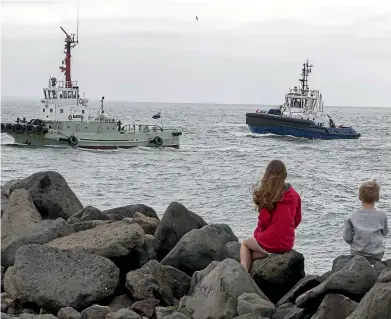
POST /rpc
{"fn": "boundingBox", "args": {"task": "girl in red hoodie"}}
[240,159,302,272]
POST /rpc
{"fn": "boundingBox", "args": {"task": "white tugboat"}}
[1,26,182,149]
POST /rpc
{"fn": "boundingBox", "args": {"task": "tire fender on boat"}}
[68,115,72,121]
[14,123,25,134]
[5,123,14,133]
[34,125,43,134]
[68,135,78,147]
[26,124,34,133]
[153,136,164,146]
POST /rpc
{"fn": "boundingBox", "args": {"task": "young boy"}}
[343,180,389,262]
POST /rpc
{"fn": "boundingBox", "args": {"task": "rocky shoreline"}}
[1,171,390,319]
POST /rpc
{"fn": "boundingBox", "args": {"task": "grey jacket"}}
[343,209,389,261]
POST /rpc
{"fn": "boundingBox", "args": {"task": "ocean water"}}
[1,99,391,274]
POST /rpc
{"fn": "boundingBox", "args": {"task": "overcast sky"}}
[1,0,391,106]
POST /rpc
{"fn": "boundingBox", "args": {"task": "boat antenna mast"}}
[59,13,79,88]
[299,60,312,95]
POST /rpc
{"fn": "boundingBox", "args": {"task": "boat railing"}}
[56,80,78,88]
[121,124,164,133]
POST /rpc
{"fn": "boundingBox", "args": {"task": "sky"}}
[1,0,391,106]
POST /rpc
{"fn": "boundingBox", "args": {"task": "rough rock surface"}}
[125,260,186,306]
[130,298,160,318]
[80,305,110,319]
[46,222,144,259]
[217,241,241,262]
[106,308,141,319]
[188,261,221,295]
[311,293,357,319]
[57,307,82,319]
[2,218,74,267]
[67,206,109,224]
[376,268,391,283]
[346,282,391,319]
[4,244,119,312]
[250,250,305,304]
[271,303,306,319]
[154,202,207,261]
[103,204,158,221]
[105,295,134,312]
[8,171,83,220]
[126,212,160,235]
[177,259,269,319]
[237,293,275,317]
[161,224,238,276]
[70,220,114,232]
[296,256,377,308]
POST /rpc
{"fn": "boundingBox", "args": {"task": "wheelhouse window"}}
[44,90,48,99]
[43,108,45,112]
[72,91,77,99]
[68,91,73,99]
[82,110,85,114]
[60,109,64,114]
[52,90,57,99]
[50,109,53,113]
[59,91,63,98]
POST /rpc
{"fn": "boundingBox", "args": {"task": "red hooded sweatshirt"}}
[253,185,301,253]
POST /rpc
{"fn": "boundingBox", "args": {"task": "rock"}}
[1,188,42,242]
[177,259,269,319]
[1,179,22,198]
[32,315,58,319]
[103,205,158,221]
[46,221,144,262]
[154,202,207,261]
[250,250,305,304]
[4,244,119,312]
[1,218,74,267]
[376,268,391,283]
[67,206,109,223]
[130,298,160,318]
[9,171,83,220]
[135,234,156,267]
[57,307,81,319]
[372,260,388,276]
[1,313,12,319]
[70,220,114,232]
[295,256,377,308]
[233,315,262,319]
[331,255,355,273]
[276,275,322,307]
[125,213,160,235]
[272,303,306,319]
[105,295,134,312]
[80,305,110,319]
[385,259,391,268]
[1,293,15,313]
[311,293,357,319]
[346,283,391,319]
[125,260,183,306]
[106,309,141,319]
[1,266,5,292]
[161,224,238,276]
[217,241,241,262]
[161,266,191,301]
[237,293,275,317]
[188,261,220,295]
[155,307,190,319]
[319,271,332,282]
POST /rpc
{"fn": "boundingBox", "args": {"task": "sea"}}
[1,99,391,275]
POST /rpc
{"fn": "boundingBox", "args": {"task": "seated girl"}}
[240,159,302,272]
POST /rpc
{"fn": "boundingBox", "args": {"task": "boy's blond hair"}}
[359,179,380,204]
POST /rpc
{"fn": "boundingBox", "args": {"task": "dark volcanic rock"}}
[376,268,391,283]
[161,265,191,301]
[296,256,377,308]
[277,275,322,307]
[69,220,114,232]
[135,234,157,267]
[155,307,190,319]
[160,224,238,276]
[125,260,185,306]
[272,303,306,319]
[177,259,269,319]
[237,293,275,317]
[250,250,305,304]
[9,171,83,220]
[331,255,355,273]
[131,298,160,318]
[1,266,5,293]
[67,206,109,224]
[80,305,110,319]
[217,241,241,262]
[106,309,141,319]
[126,212,160,235]
[3,244,119,312]
[346,282,391,319]
[1,218,74,267]
[103,204,158,221]
[311,293,357,319]
[154,202,207,261]
[105,294,134,312]
[188,261,220,295]
[57,307,81,319]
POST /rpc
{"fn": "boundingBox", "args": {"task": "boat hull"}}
[246,113,360,140]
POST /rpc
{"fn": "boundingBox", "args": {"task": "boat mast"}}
[59,26,78,88]
[299,60,312,95]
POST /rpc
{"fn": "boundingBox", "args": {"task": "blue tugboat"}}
[246,61,361,139]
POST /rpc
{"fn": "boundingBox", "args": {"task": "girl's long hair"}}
[253,160,287,211]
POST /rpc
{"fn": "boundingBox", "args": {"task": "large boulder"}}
[250,250,305,304]
[1,189,42,242]
[130,298,160,318]
[1,218,74,267]
[311,293,357,319]
[67,206,109,224]
[70,220,114,232]
[237,293,275,317]
[271,303,306,319]
[376,268,391,283]
[125,212,160,235]
[177,259,269,319]
[346,283,391,319]
[296,256,378,308]
[46,221,144,259]
[80,305,110,319]
[154,202,207,261]
[217,241,241,263]
[8,171,83,220]
[103,204,158,221]
[188,261,221,295]
[125,260,187,306]
[161,224,238,276]
[3,244,119,312]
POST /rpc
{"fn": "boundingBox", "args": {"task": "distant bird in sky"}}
[196,16,198,20]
